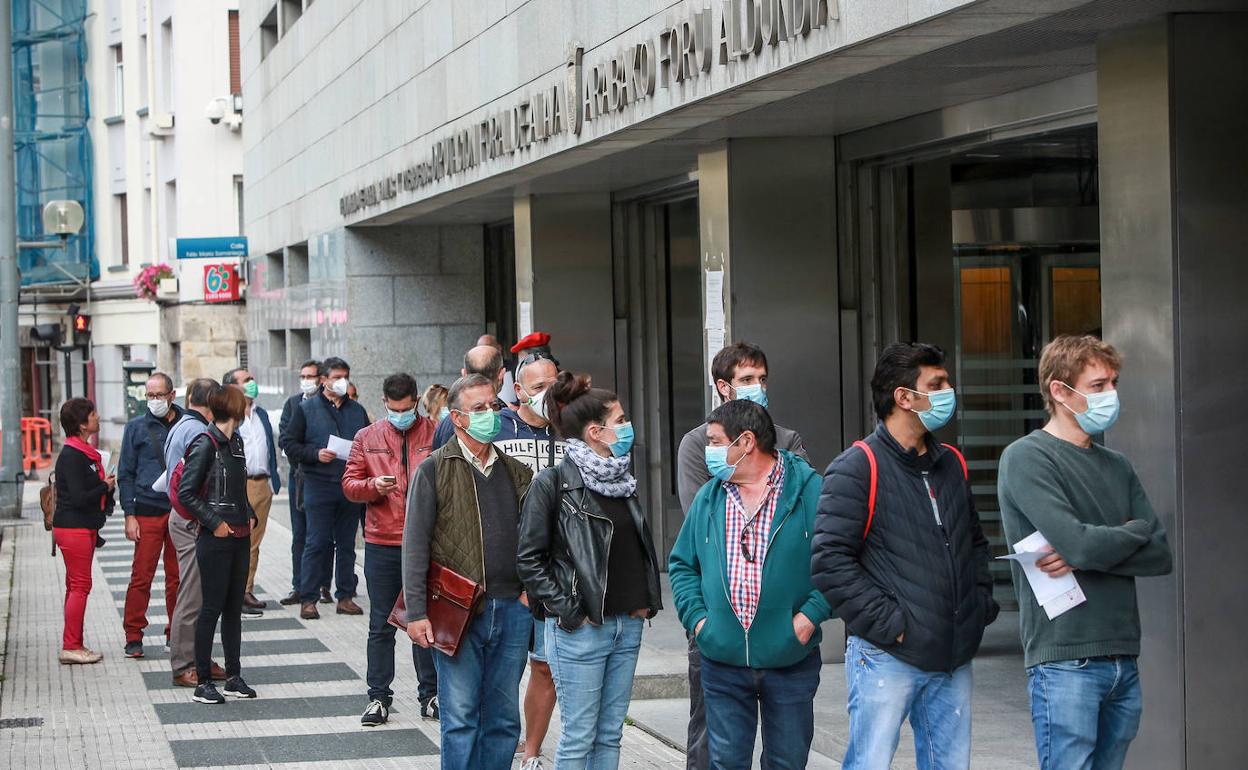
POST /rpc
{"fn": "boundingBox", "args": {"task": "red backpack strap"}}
[852,440,878,538]
[941,443,969,480]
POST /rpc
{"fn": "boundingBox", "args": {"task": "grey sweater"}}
[998,430,1172,668]
[676,421,809,513]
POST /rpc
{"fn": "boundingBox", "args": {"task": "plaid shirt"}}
[723,457,786,630]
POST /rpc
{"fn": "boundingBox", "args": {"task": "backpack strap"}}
[940,443,969,480]
[852,440,878,539]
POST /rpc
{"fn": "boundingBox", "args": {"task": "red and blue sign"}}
[203,264,241,303]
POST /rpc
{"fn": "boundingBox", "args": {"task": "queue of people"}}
[47,329,1171,770]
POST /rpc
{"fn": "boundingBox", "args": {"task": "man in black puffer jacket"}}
[812,342,998,770]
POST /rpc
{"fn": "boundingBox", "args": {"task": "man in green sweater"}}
[998,334,1172,770]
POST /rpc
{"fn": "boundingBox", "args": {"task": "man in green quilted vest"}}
[402,373,534,770]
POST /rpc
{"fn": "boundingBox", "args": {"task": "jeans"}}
[433,597,530,770]
[363,543,437,705]
[701,648,821,770]
[194,533,249,681]
[122,511,180,643]
[1027,656,1142,770]
[546,615,644,770]
[289,480,331,594]
[686,635,710,770]
[299,475,360,603]
[54,527,96,650]
[842,636,973,770]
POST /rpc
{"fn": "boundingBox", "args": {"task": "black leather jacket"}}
[176,424,253,533]
[518,459,662,631]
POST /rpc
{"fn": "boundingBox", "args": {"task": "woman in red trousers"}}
[52,397,116,664]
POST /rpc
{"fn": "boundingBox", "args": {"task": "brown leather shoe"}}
[319,587,333,604]
[336,598,363,615]
[279,590,301,606]
[210,662,228,680]
[301,602,320,620]
[243,592,267,610]
[172,670,198,687]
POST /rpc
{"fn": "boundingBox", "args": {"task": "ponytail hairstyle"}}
[545,370,619,441]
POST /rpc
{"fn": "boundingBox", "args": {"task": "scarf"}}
[65,436,106,511]
[565,439,637,498]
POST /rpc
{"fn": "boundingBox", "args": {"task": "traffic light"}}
[29,323,62,347]
[71,313,91,347]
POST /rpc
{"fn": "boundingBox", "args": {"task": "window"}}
[260,6,278,61]
[286,242,308,286]
[280,0,302,36]
[227,11,240,94]
[288,328,311,367]
[116,193,129,266]
[112,45,124,115]
[238,341,250,370]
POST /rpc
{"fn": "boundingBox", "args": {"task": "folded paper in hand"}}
[326,435,354,459]
[997,530,1086,620]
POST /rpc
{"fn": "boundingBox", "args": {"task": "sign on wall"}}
[203,263,241,303]
[177,236,248,260]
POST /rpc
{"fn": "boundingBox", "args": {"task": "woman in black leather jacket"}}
[176,383,258,705]
[517,371,661,770]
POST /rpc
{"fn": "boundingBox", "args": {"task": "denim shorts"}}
[530,616,548,662]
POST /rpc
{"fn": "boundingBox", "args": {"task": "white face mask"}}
[299,379,319,396]
[147,399,170,418]
[523,387,549,420]
[329,378,350,397]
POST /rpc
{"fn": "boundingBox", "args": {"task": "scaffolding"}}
[12,0,94,287]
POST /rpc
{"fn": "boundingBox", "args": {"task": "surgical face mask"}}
[147,399,170,419]
[457,408,501,444]
[1058,383,1120,435]
[242,380,259,400]
[299,379,319,396]
[904,387,956,432]
[704,434,745,483]
[600,422,634,457]
[438,406,451,422]
[387,408,417,432]
[329,378,350,398]
[733,383,769,409]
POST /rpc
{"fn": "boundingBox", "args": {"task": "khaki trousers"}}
[246,478,274,594]
[167,515,201,675]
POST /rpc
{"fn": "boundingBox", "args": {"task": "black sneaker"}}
[241,606,264,619]
[192,682,225,704]
[123,641,143,658]
[222,676,257,699]
[360,699,389,727]
[420,695,439,721]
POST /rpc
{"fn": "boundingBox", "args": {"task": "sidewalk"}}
[0,491,684,769]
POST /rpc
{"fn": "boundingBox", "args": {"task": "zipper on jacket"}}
[921,473,942,526]
[577,491,614,623]
[925,468,961,672]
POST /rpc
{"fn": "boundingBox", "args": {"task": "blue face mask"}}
[603,421,634,457]
[733,383,769,409]
[438,406,451,422]
[704,434,744,482]
[387,408,416,431]
[1059,383,1120,435]
[905,387,956,432]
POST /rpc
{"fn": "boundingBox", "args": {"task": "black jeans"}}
[364,542,437,704]
[195,533,249,681]
[687,635,710,770]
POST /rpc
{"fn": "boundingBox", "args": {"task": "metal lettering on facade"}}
[339,0,836,217]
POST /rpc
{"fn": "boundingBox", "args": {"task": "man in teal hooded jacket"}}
[669,399,831,770]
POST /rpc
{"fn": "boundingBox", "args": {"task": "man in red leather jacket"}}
[342,372,439,727]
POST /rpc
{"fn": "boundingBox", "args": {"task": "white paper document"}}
[997,531,1087,619]
[326,434,355,459]
[704,270,725,330]
[98,450,113,476]
[151,470,168,494]
[518,301,533,338]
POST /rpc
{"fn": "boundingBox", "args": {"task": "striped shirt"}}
[723,457,786,630]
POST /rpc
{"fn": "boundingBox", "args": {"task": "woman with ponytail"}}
[516,371,662,770]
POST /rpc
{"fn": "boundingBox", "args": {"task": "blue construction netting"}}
[13,0,94,286]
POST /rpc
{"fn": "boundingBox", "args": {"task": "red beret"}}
[511,332,551,354]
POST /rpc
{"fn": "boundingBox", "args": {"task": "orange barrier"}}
[0,417,54,473]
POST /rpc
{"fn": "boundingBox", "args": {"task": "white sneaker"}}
[520,757,546,770]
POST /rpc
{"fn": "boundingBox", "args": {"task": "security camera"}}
[204,97,228,125]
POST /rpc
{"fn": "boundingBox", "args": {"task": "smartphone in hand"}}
[378,475,397,485]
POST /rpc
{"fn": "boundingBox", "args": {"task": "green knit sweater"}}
[998,430,1172,668]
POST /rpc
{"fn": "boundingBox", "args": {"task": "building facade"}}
[240,2,1248,766]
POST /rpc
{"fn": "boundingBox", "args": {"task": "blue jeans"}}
[1026,656,1142,770]
[700,648,821,770]
[299,475,360,603]
[288,477,331,594]
[842,636,973,770]
[433,597,530,770]
[545,615,644,770]
[363,543,437,705]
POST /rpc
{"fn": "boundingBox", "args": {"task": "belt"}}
[247,474,270,481]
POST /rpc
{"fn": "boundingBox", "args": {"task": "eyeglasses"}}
[145,392,171,399]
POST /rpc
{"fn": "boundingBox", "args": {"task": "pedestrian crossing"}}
[92,515,441,767]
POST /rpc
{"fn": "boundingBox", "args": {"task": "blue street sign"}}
[176,236,248,259]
